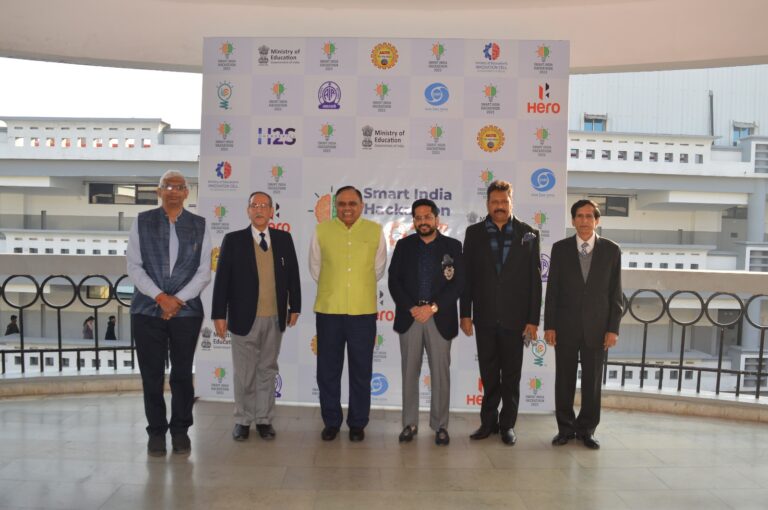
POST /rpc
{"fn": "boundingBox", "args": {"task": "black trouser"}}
[554,339,604,436]
[475,324,524,430]
[133,314,202,436]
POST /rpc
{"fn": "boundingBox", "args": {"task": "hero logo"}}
[268,201,291,231]
[527,83,560,114]
[257,127,297,145]
[466,377,484,406]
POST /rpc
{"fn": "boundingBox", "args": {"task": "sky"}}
[0,57,203,129]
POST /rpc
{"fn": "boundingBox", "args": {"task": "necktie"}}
[259,232,268,252]
[580,242,589,258]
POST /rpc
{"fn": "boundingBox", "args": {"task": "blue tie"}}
[259,232,268,252]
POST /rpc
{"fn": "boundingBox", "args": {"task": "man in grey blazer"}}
[544,199,622,449]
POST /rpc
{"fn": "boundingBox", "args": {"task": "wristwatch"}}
[430,303,439,313]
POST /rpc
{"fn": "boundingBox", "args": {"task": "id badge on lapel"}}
[442,254,455,281]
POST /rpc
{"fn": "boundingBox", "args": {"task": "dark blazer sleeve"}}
[211,232,234,320]
[284,232,302,314]
[607,244,623,334]
[527,228,543,326]
[388,237,416,310]
[459,226,474,319]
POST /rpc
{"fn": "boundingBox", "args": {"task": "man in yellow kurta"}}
[309,186,387,442]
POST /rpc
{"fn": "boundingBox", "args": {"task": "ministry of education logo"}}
[371,42,398,70]
[362,125,373,148]
[258,45,269,65]
[477,125,505,152]
[318,81,341,110]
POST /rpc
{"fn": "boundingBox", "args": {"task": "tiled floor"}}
[0,393,767,509]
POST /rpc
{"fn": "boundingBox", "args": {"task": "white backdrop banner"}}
[197,37,569,413]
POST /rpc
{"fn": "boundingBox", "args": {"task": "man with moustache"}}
[545,199,622,450]
[309,185,387,442]
[460,180,541,446]
[127,170,211,456]
[212,191,301,442]
[388,199,464,446]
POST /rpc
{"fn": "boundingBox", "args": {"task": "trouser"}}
[231,316,282,426]
[133,314,202,436]
[555,339,605,436]
[316,313,376,429]
[475,323,524,430]
[399,317,452,431]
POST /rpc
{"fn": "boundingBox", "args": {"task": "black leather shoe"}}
[469,423,499,440]
[500,428,517,445]
[398,425,417,443]
[321,426,339,441]
[232,424,250,441]
[256,424,276,440]
[349,427,365,442]
[435,428,450,446]
[147,433,166,456]
[551,432,576,446]
[582,434,600,449]
[171,433,191,454]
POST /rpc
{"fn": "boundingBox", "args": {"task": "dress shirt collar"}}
[251,225,271,248]
[576,232,597,254]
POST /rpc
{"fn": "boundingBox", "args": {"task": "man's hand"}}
[544,329,556,346]
[410,305,433,324]
[287,312,300,327]
[523,324,538,342]
[604,332,618,351]
[214,319,227,338]
[156,293,184,320]
[460,317,474,337]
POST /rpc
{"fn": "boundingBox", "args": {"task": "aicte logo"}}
[483,42,501,61]
[318,81,341,110]
[371,42,398,70]
[256,127,296,146]
[424,82,449,106]
[215,161,232,179]
[527,83,561,114]
[531,167,556,192]
[476,125,505,152]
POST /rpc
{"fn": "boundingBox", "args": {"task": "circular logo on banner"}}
[371,42,399,70]
[371,373,389,396]
[424,82,449,106]
[531,168,556,192]
[476,125,505,152]
[318,81,341,110]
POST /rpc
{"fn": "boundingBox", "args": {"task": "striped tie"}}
[580,242,589,258]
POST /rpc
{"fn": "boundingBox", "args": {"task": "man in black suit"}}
[212,191,301,442]
[545,199,622,450]
[388,199,464,446]
[460,180,542,445]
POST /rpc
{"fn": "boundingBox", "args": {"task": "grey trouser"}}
[399,317,452,431]
[230,316,282,426]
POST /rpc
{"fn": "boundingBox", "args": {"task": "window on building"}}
[628,261,637,268]
[675,263,684,269]
[586,149,595,159]
[685,370,694,380]
[660,262,668,269]
[29,248,38,254]
[644,262,652,268]
[570,148,579,159]
[45,138,55,147]
[584,114,607,132]
[45,248,53,254]
[14,356,22,365]
[30,357,39,366]
[14,137,24,147]
[78,359,86,368]
[670,370,678,380]
[641,370,649,379]
[634,151,643,162]
[733,122,756,146]
[142,138,152,148]
[31,137,40,147]
[107,360,115,368]
[601,150,611,160]
[77,137,87,148]
[91,360,101,368]
[89,183,158,205]
[125,138,135,149]
[695,154,704,164]
[654,371,661,380]
[60,249,69,254]
[76,249,85,255]
[13,247,22,253]
[664,152,673,162]
[60,138,71,148]
[108,250,117,255]
[92,250,101,255]
[690,263,699,270]
[649,152,658,162]
[62,358,70,368]
[680,153,689,164]
[45,357,54,367]
[609,370,617,379]
[625,370,633,379]
[93,138,103,148]
[618,150,627,161]
[588,195,629,217]
[109,138,119,148]
[123,360,134,368]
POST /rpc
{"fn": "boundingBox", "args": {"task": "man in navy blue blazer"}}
[388,199,464,446]
[211,191,301,442]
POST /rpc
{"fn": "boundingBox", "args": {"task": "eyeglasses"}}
[161,184,187,192]
[248,203,271,210]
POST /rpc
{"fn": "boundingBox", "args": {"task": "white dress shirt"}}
[251,225,272,249]
[576,232,597,255]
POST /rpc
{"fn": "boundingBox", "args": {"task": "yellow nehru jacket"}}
[314,217,382,315]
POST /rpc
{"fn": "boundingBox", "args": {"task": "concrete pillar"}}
[743,179,767,350]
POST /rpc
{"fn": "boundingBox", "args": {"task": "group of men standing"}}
[126,170,622,456]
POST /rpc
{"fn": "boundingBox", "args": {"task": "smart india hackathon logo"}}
[217,122,232,139]
[272,82,286,99]
[271,165,285,182]
[375,83,389,100]
[371,373,389,396]
[214,205,227,221]
[213,367,226,383]
[480,169,494,185]
[323,41,336,59]
[217,82,233,110]
[536,44,551,62]
[220,41,234,59]
[528,377,542,396]
[432,42,445,60]
[430,125,443,143]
